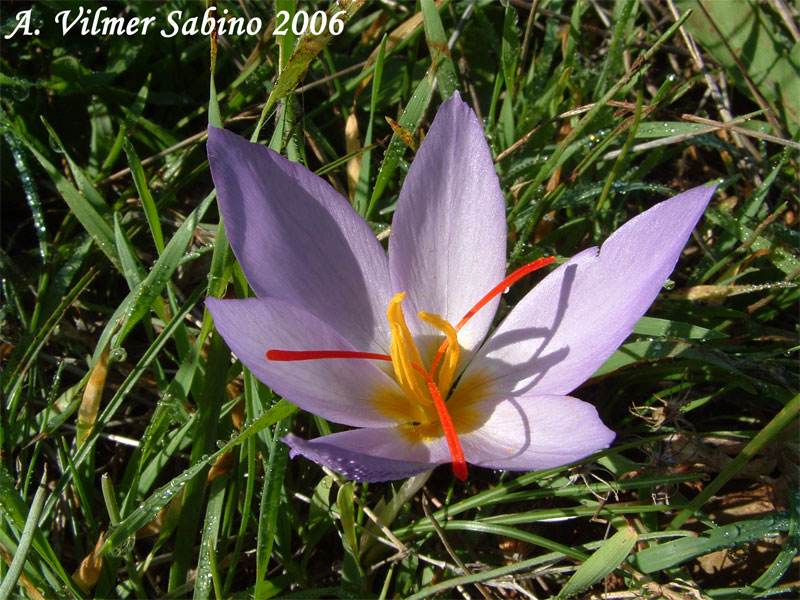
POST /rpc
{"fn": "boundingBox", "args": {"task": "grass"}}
[1,0,798,598]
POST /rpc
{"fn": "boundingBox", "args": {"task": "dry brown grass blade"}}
[664,282,797,302]
[681,114,800,150]
[345,110,362,202]
[77,342,110,445]
[208,449,236,483]
[72,533,105,594]
[385,117,418,151]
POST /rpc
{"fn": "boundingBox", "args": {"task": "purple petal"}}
[207,297,399,428]
[283,432,439,482]
[389,92,506,360]
[470,185,715,395]
[282,392,614,480]
[458,394,615,470]
[207,127,392,352]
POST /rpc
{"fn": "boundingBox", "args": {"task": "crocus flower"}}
[206,92,714,483]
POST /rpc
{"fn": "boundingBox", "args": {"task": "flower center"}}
[384,292,468,479]
[386,293,461,418]
[266,256,555,481]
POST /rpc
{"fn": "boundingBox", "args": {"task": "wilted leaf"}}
[77,342,110,445]
[72,533,105,594]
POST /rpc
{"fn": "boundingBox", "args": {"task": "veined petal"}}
[207,297,399,428]
[207,127,392,353]
[283,432,439,483]
[470,185,715,396]
[458,395,615,471]
[282,393,613,480]
[389,92,506,361]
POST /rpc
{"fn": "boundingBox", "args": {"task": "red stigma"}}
[265,350,468,481]
[264,256,554,484]
[429,256,555,375]
[266,349,391,362]
[410,363,468,481]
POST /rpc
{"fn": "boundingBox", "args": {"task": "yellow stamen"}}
[387,294,432,413]
[265,258,556,482]
[418,311,459,396]
[386,295,468,480]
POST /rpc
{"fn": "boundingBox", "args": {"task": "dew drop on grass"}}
[12,81,30,101]
[3,129,48,260]
[47,132,63,154]
[107,523,136,557]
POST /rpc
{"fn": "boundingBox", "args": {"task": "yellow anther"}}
[418,311,460,396]
[387,294,431,410]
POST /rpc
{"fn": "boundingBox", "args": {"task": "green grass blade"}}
[100,474,147,599]
[353,35,386,217]
[704,207,799,275]
[113,212,145,288]
[749,486,800,591]
[676,0,799,135]
[633,316,727,339]
[421,0,457,99]
[507,9,692,227]
[633,512,791,573]
[92,190,213,365]
[367,64,435,218]
[668,393,800,530]
[501,2,521,98]
[99,399,297,557]
[193,475,228,599]
[0,466,80,597]
[255,417,292,597]
[337,482,359,556]
[39,116,110,217]
[0,470,48,599]
[0,529,58,599]
[40,283,205,523]
[2,268,96,396]
[558,525,638,598]
[15,128,117,267]
[97,75,150,180]
[222,436,259,595]
[2,126,47,261]
[123,138,165,254]
[168,331,227,589]
[593,0,636,100]
[208,73,222,130]
[256,0,366,136]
